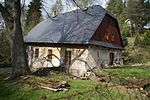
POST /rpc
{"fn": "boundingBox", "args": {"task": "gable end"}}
[91,14,124,48]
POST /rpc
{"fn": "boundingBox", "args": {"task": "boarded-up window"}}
[34,48,39,58]
[47,49,52,61]
[64,50,71,65]
[109,53,114,65]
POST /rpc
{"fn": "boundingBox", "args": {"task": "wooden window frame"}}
[34,48,39,59]
[31,47,34,58]
[47,49,52,62]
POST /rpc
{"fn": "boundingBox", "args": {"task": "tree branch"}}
[0,3,10,21]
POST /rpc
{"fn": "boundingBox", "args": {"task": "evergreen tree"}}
[125,0,150,33]
[24,0,43,34]
[142,31,150,45]
[107,0,124,21]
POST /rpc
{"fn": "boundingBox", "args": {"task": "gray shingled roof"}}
[89,40,124,49]
[24,5,123,49]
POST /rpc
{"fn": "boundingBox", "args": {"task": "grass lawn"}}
[101,65,150,79]
[0,65,149,100]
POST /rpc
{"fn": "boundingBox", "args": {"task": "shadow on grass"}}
[0,75,42,100]
[0,76,16,99]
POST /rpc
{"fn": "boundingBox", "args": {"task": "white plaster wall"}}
[27,46,122,76]
[87,47,109,69]
[28,47,61,71]
[69,49,88,76]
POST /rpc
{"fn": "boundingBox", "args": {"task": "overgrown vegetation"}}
[134,30,150,46]
[0,65,149,100]
[0,0,149,99]
[23,0,43,35]
[0,29,11,66]
[125,36,150,64]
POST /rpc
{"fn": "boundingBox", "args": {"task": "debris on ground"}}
[12,75,70,92]
[0,72,5,75]
[96,75,109,82]
[37,80,70,92]
[12,76,30,85]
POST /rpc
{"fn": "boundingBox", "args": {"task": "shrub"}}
[141,59,150,64]
[134,33,142,46]
[121,34,128,47]
[128,54,143,64]
[122,51,129,63]
[134,31,150,46]
[142,31,150,45]
[0,30,11,66]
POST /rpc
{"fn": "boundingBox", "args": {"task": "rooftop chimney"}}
[51,11,57,17]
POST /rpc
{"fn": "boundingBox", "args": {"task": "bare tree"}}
[51,0,63,13]
[0,0,30,78]
[72,0,92,8]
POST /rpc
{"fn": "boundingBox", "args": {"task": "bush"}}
[120,22,132,37]
[121,34,128,47]
[134,33,142,46]
[122,51,129,63]
[141,59,150,64]
[142,31,150,45]
[128,54,144,64]
[134,31,150,46]
[0,30,11,65]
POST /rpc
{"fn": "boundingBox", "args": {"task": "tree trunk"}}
[0,0,30,78]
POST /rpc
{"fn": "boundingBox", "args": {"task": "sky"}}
[25,0,108,18]
[0,0,108,18]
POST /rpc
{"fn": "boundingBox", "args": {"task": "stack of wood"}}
[12,76,70,92]
[37,80,70,92]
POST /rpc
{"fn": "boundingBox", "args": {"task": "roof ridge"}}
[51,5,106,19]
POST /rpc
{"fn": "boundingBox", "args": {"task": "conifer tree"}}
[24,0,43,34]
[125,0,150,33]
[107,0,124,21]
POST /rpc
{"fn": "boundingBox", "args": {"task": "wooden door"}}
[109,53,114,65]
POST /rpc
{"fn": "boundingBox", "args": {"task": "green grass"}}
[0,76,143,100]
[0,67,12,73]
[0,69,102,100]
[101,65,150,79]
[0,66,149,100]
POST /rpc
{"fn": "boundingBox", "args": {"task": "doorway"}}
[109,53,114,65]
